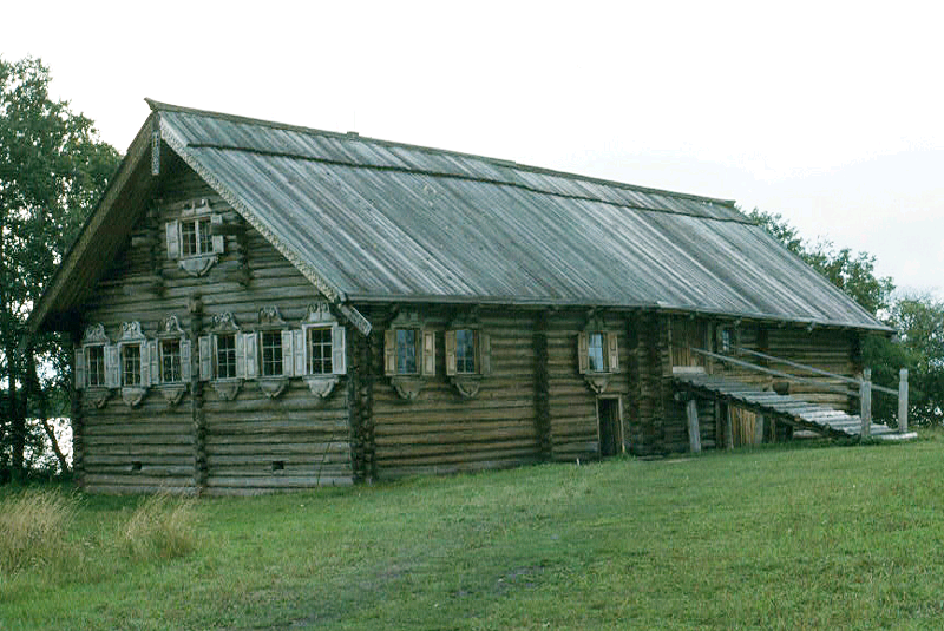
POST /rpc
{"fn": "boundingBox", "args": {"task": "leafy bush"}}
[120,493,198,561]
[0,489,76,574]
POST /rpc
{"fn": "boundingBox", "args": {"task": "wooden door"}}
[598,398,622,457]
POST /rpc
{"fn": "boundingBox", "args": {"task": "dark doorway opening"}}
[598,398,622,457]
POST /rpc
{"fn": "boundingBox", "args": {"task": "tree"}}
[0,57,119,480]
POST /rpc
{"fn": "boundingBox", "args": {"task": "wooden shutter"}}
[210,214,224,254]
[281,329,294,377]
[165,221,180,259]
[198,335,212,381]
[235,333,246,378]
[105,345,120,388]
[445,330,457,376]
[608,333,619,373]
[332,324,347,375]
[148,341,159,385]
[75,347,86,389]
[384,330,396,375]
[421,330,436,376]
[140,343,151,387]
[244,332,258,378]
[294,329,306,376]
[180,338,192,382]
[479,333,492,376]
[577,332,589,374]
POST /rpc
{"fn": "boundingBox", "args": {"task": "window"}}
[587,332,607,373]
[216,333,237,379]
[181,216,212,257]
[260,331,283,376]
[384,325,435,378]
[719,327,734,354]
[122,344,142,386]
[307,327,333,375]
[454,329,476,374]
[87,346,106,387]
[396,329,418,375]
[160,339,182,382]
[577,330,619,375]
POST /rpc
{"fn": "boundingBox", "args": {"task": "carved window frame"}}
[298,303,347,399]
[117,321,150,407]
[165,198,225,276]
[444,313,492,399]
[152,315,190,406]
[75,324,114,408]
[577,313,620,394]
[199,312,251,401]
[384,312,435,400]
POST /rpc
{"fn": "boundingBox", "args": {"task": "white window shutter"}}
[480,333,492,376]
[75,347,86,390]
[294,329,306,376]
[105,345,120,388]
[166,221,180,259]
[608,333,619,373]
[210,214,224,254]
[281,329,294,377]
[198,335,212,381]
[445,330,457,376]
[332,324,347,375]
[244,332,258,379]
[180,338,192,382]
[577,332,589,375]
[384,330,396,376]
[138,342,150,387]
[421,330,436,376]
[235,334,246,378]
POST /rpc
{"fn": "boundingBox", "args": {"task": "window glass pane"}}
[456,329,476,374]
[181,220,198,257]
[396,329,417,374]
[261,331,283,376]
[197,217,212,254]
[588,333,606,373]
[161,339,182,382]
[216,334,237,379]
[87,346,105,387]
[307,327,333,375]
[122,344,141,386]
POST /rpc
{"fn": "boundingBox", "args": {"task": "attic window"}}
[165,198,224,276]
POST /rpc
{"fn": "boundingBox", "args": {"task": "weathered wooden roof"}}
[30,100,889,333]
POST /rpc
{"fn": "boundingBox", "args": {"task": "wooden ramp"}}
[674,372,916,441]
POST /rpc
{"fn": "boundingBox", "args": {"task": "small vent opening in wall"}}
[272,460,285,472]
[130,461,143,472]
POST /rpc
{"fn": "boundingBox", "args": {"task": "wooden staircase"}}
[674,372,916,441]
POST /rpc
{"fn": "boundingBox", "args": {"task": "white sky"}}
[6,0,944,297]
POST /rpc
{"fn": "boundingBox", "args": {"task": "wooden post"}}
[859,368,872,439]
[725,404,734,450]
[686,398,701,454]
[754,414,765,445]
[898,368,909,434]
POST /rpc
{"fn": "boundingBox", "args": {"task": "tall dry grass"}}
[120,492,198,561]
[0,489,76,574]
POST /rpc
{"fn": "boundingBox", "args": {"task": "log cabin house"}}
[28,100,896,494]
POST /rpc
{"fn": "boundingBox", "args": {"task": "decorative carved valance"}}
[259,306,286,326]
[210,312,239,332]
[157,315,185,337]
[83,323,109,345]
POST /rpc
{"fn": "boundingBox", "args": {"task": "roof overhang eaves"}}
[344,293,893,333]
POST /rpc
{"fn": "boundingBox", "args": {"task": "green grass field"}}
[3,436,944,630]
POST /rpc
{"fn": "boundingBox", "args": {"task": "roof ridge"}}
[146,98,739,209]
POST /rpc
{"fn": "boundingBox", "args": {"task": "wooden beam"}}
[686,399,701,454]
[898,368,909,433]
[860,368,872,439]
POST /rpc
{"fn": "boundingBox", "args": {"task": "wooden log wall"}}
[364,306,543,480]
[77,155,354,494]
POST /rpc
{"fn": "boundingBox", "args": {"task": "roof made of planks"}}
[30,100,889,333]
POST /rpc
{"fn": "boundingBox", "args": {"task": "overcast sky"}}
[6,1,943,297]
